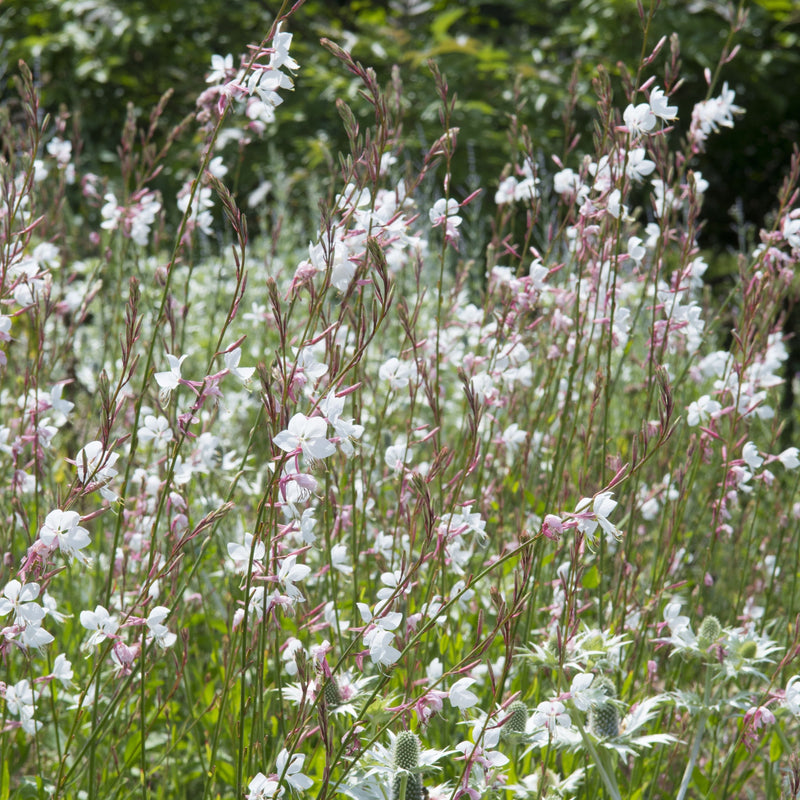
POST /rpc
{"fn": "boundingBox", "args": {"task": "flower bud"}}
[392,772,423,800]
[739,640,758,660]
[698,615,722,650]
[503,700,529,736]
[588,676,619,738]
[323,677,342,708]
[393,731,421,770]
[589,701,620,738]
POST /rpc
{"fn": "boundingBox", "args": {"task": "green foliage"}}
[2,0,798,245]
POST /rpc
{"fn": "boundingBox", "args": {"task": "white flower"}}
[146,606,177,649]
[74,441,119,501]
[0,580,45,626]
[429,198,462,227]
[532,699,571,731]
[207,53,234,84]
[623,102,656,137]
[783,676,800,716]
[449,677,479,710]
[276,749,313,792]
[495,176,518,204]
[777,447,800,470]
[649,86,678,120]
[553,168,581,196]
[379,356,417,390]
[80,605,119,647]
[52,653,74,687]
[320,390,364,457]
[742,441,763,471]
[364,627,401,666]
[224,347,255,383]
[227,532,265,573]
[154,353,188,396]
[574,491,620,543]
[385,437,411,472]
[138,414,173,447]
[39,508,92,564]
[278,555,311,601]
[247,772,283,800]
[3,679,40,733]
[274,413,336,462]
[686,395,721,427]
[568,672,599,711]
[330,544,353,576]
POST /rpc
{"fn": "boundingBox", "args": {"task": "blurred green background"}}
[1,0,799,249]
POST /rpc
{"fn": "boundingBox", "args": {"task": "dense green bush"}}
[1,0,798,242]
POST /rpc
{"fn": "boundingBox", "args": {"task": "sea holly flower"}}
[594,695,676,757]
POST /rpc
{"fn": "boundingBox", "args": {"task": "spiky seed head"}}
[592,675,616,699]
[392,772,423,800]
[698,615,722,649]
[323,677,342,708]
[589,701,620,738]
[393,731,421,770]
[505,701,529,734]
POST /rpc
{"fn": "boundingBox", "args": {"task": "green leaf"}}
[431,8,466,40]
[0,759,9,800]
[769,730,783,762]
[692,766,710,794]
[582,565,600,589]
